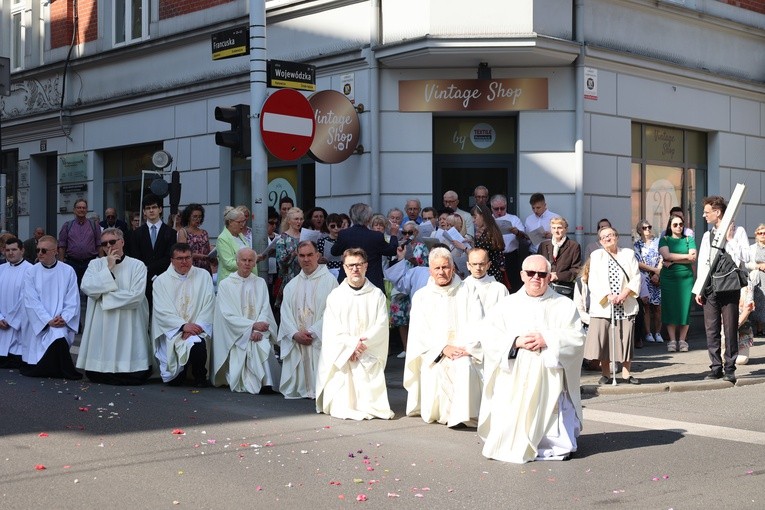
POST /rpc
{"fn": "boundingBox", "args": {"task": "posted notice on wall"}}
[584,67,598,100]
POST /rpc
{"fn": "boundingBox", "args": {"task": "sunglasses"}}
[268,220,278,225]
[757,231,765,236]
[402,231,415,236]
[36,248,51,254]
[642,225,652,230]
[100,239,119,247]
[524,270,548,279]
[671,222,684,227]
[328,223,339,228]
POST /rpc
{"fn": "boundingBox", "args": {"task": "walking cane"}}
[610,301,618,386]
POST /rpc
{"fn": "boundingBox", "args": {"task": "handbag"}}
[709,250,747,294]
[550,282,574,298]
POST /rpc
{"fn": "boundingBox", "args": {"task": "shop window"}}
[114,0,150,46]
[631,123,706,237]
[103,143,162,225]
[11,1,25,70]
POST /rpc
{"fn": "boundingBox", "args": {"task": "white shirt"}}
[524,209,558,253]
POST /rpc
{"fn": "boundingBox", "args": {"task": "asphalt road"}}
[2,357,764,509]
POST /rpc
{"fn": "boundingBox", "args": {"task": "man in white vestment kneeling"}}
[462,247,508,315]
[212,248,278,394]
[0,238,32,369]
[21,236,82,380]
[152,243,215,387]
[404,247,484,428]
[316,248,394,420]
[479,254,585,463]
[278,241,337,399]
[77,228,153,384]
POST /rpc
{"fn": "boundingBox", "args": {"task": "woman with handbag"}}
[634,219,663,343]
[658,214,697,353]
[584,227,642,384]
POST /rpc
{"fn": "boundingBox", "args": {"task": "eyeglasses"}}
[344,262,367,270]
[100,239,119,247]
[524,270,548,279]
[36,248,51,254]
[599,233,616,240]
[402,231,415,236]
[491,206,506,211]
[172,256,192,262]
[671,222,684,227]
[756,231,765,236]
[328,223,339,229]
[642,225,652,230]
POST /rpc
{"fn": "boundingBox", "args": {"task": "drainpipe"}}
[574,0,585,246]
[369,0,381,212]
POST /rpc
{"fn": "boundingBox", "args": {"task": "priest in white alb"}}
[21,235,82,380]
[462,247,508,315]
[404,247,484,428]
[0,237,32,369]
[316,248,393,420]
[212,248,278,394]
[278,241,337,399]
[152,243,215,387]
[479,255,585,463]
[77,228,153,385]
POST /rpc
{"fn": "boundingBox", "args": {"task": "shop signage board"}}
[398,78,548,112]
[259,89,316,161]
[308,90,360,164]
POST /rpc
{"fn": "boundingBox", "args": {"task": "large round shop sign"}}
[308,90,360,164]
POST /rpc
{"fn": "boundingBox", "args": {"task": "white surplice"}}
[404,276,484,427]
[23,262,80,364]
[462,274,509,316]
[316,279,393,420]
[277,265,338,399]
[152,266,215,382]
[479,287,585,463]
[0,260,33,357]
[212,272,277,393]
[76,256,152,373]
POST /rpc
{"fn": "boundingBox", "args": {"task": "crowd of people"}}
[0,189,759,464]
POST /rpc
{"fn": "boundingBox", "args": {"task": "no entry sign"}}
[260,89,315,160]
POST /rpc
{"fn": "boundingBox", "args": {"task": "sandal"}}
[678,340,689,352]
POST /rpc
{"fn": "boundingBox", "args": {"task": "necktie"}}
[150,224,157,248]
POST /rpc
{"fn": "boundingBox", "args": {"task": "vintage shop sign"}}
[399,78,548,112]
[308,90,360,164]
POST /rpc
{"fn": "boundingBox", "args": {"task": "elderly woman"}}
[584,227,642,384]
[389,220,430,358]
[745,223,765,335]
[538,216,581,298]
[177,203,211,273]
[275,207,304,308]
[217,206,252,284]
[634,219,662,343]
[658,213,697,352]
[235,205,254,247]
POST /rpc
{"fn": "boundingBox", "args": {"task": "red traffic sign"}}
[260,89,315,161]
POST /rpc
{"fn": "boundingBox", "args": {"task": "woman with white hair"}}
[217,206,252,284]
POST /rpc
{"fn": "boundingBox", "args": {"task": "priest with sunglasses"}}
[479,254,585,463]
[76,227,153,385]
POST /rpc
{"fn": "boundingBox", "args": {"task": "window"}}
[103,143,163,225]
[11,0,25,70]
[114,0,150,45]
[631,124,707,237]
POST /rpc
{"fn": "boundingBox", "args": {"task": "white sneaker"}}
[397,351,406,359]
[654,333,664,343]
[645,333,655,343]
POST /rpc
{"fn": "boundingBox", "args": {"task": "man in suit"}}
[330,203,398,291]
[129,194,177,309]
[100,207,130,238]
[23,227,44,264]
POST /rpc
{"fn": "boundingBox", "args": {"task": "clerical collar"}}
[10,259,24,267]
[349,282,364,291]
[116,254,126,264]
[42,261,57,269]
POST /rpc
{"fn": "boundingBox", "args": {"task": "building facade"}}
[1,0,764,250]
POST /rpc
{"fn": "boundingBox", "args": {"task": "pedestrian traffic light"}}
[214,104,251,158]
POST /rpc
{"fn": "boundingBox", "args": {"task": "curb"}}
[581,376,765,396]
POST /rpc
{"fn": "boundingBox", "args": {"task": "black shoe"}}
[704,372,723,380]
[622,376,641,385]
[258,385,279,395]
[722,373,737,383]
[598,376,611,385]
[194,379,212,388]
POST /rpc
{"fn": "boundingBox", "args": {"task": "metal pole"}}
[610,305,618,386]
[250,0,269,265]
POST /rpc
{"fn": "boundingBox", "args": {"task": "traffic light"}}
[214,104,251,158]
